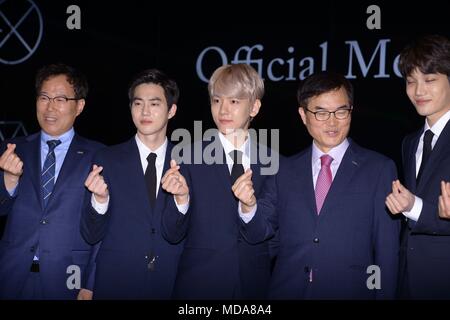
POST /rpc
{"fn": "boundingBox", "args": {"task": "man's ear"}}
[168,104,177,119]
[250,99,262,117]
[76,99,85,116]
[299,106,307,125]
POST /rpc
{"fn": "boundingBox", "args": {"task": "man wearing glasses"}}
[234,71,400,299]
[0,63,103,299]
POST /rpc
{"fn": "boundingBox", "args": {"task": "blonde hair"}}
[208,64,264,102]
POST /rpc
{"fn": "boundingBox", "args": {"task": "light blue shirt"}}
[40,128,75,181]
[6,128,75,197]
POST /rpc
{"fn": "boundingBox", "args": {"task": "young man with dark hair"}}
[385,34,450,299]
[80,69,184,299]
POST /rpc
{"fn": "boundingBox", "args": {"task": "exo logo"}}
[0,0,43,65]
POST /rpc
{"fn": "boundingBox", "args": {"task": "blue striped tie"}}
[41,139,61,207]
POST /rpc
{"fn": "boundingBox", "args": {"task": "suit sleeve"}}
[373,159,401,299]
[81,241,100,290]
[413,198,450,235]
[80,153,111,245]
[0,142,17,217]
[240,171,278,245]
[161,165,191,244]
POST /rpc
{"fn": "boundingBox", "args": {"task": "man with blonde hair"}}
[161,63,276,299]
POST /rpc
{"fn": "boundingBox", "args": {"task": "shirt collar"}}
[40,128,74,149]
[134,135,167,165]
[312,138,350,166]
[424,109,450,138]
[218,131,251,160]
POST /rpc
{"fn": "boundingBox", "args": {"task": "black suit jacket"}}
[400,120,450,299]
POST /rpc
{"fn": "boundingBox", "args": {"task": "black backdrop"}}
[1,0,450,234]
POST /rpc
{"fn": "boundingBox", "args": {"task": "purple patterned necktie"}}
[315,154,333,214]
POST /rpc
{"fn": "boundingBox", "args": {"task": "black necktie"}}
[145,152,157,208]
[416,129,434,185]
[230,150,244,184]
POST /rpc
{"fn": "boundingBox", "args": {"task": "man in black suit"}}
[80,69,184,299]
[385,34,450,299]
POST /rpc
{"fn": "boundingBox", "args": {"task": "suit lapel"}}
[249,140,263,192]
[319,142,360,218]
[404,130,421,193]
[153,143,173,220]
[22,133,42,210]
[293,147,317,219]
[417,120,450,193]
[122,139,154,223]
[210,139,234,191]
[49,135,86,207]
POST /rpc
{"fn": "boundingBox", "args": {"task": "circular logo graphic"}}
[0,0,43,65]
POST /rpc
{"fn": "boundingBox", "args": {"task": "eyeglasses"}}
[305,107,352,121]
[37,93,79,104]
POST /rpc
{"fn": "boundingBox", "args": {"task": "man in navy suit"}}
[385,34,450,299]
[161,63,277,299]
[80,69,184,299]
[0,63,103,299]
[235,72,400,299]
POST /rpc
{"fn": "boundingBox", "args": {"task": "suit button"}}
[313,238,319,243]
[410,247,414,250]
[151,228,156,234]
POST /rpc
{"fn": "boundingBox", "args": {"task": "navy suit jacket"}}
[80,138,184,299]
[162,139,276,299]
[0,132,103,299]
[399,120,450,299]
[242,140,400,299]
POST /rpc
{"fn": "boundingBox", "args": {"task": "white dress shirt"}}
[403,109,450,221]
[241,138,351,224]
[311,138,350,188]
[92,135,186,214]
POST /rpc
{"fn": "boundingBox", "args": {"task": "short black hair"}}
[399,34,450,78]
[35,63,88,99]
[297,72,353,108]
[128,69,179,107]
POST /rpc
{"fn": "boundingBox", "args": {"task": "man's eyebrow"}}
[312,105,350,110]
[336,104,351,109]
[132,97,162,101]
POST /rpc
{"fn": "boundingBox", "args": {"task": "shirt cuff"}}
[174,195,189,214]
[239,202,257,224]
[91,194,109,214]
[402,196,422,222]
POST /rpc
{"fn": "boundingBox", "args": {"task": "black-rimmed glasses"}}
[37,93,80,104]
[305,107,352,121]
